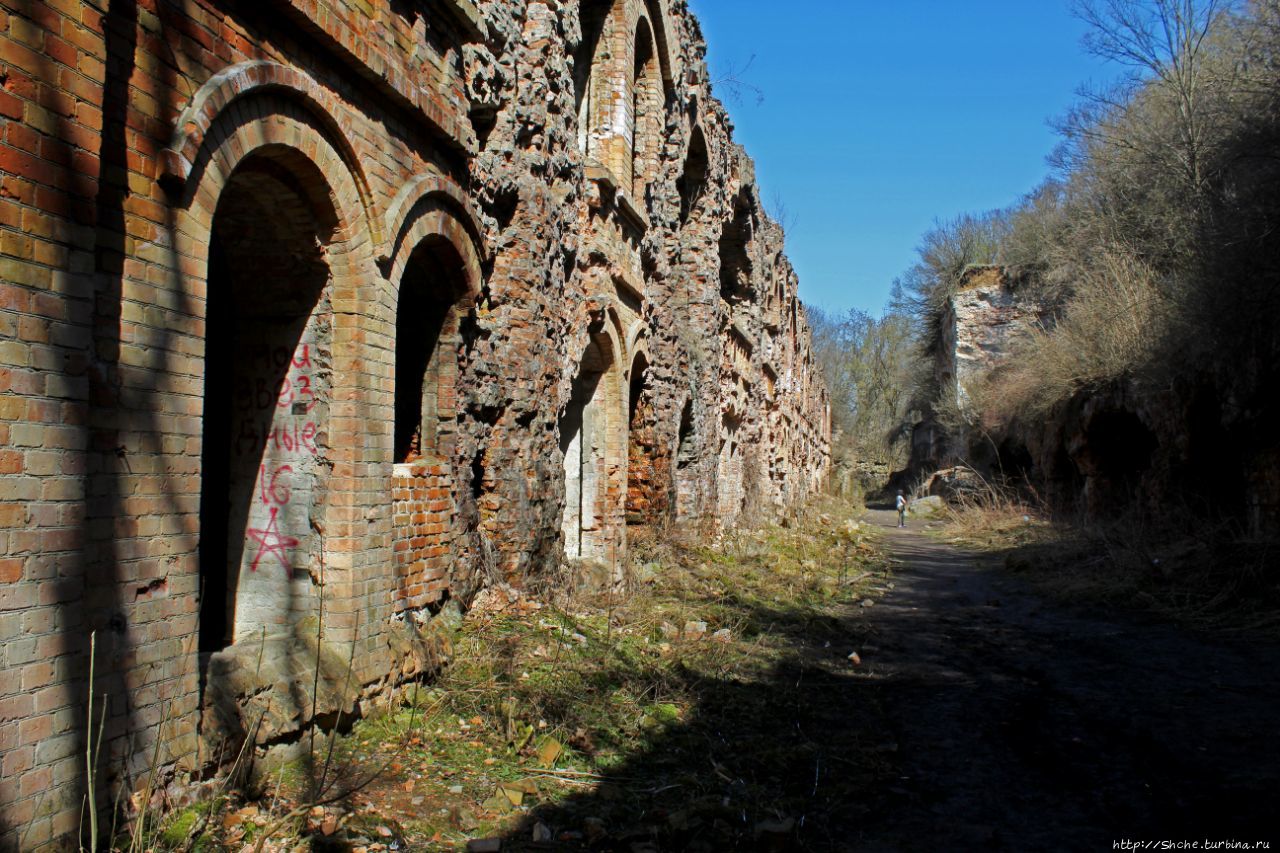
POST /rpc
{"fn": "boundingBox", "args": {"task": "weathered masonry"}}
[0,0,830,845]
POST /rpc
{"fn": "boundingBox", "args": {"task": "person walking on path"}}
[896,491,908,528]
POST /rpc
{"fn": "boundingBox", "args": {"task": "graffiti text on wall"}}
[242,343,320,576]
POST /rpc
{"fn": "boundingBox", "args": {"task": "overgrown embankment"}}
[142,499,893,851]
[816,3,1280,539]
[929,492,1280,637]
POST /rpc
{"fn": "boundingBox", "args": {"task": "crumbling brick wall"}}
[0,0,830,846]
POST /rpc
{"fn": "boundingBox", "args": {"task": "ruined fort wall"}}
[0,0,829,846]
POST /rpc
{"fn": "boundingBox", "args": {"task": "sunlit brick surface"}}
[0,0,830,845]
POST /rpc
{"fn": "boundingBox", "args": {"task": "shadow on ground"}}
[495,509,1280,851]
[495,595,895,851]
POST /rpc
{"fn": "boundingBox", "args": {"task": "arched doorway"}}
[560,332,622,562]
[394,238,466,466]
[717,413,744,523]
[390,236,469,611]
[626,351,657,525]
[198,147,336,653]
[674,399,696,521]
[677,127,708,226]
[573,0,615,158]
[631,19,662,198]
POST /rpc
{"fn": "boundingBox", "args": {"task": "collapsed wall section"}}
[0,0,830,846]
[913,265,1272,532]
[918,264,1044,468]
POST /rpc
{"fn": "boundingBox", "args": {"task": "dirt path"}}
[854,509,1280,849]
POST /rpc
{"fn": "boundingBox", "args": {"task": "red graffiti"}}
[274,374,317,412]
[268,421,318,454]
[234,419,319,457]
[233,356,319,414]
[234,342,321,569]
[249,344,311,371]
[259,463,294,506]
[246,506,299,573]
[294,374,316,412]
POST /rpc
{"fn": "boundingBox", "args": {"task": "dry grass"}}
[935,491,1280,637]
[978,249,1172,424]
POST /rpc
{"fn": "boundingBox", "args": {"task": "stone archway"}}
[625,351,658,525]
[198,145,339,652]
[389,236,471,612]
[631,18,663,198]
[560,330,624,563]
[178,93,380,656]
[718,413,744,523]
[674,398,697,521]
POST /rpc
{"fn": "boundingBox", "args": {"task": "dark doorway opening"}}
[394,239,460,464]
[677,128,707,225]
[560,336,615,561]
[674,399,695,520]
[198,149,333,655]
[626,353,654,525]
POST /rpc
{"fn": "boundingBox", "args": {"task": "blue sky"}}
[687,1,1120,316]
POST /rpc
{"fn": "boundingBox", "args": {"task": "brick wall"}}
[0,0,831,846]
[391,464,454,613]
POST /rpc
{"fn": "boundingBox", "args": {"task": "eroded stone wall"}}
[0,0,829,845]
[938,265,1042,409]
[913,264,1043,470]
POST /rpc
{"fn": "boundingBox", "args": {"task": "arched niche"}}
[574,1,672,198]
[717,412,745,523]
[559,324,625,563]
[678,127,709,226]
[720,192,757,305]
[195,140,348,645]
[172,89,382,767]
[673,398,697,521]
[388,230,475,614]
[631,18,664,200]
[393,237,470,466]
[625,349,658,525]
[573,0,617,160]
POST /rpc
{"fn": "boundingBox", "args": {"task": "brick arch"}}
[606,304,628,354]
[162,60,382,249]
[176,95,375,289]
[631,15,664,199]
[673,395,699,521]
[639,0,675,87]
[175,93,382,654]
[383,173,487,298]
[624,322,650,376]
[624,333,662,525]
[384,207,481,618]
[677,123,709,225]
[560,309,627,565]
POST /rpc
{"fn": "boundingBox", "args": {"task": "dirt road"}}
[490,509,1279,851]
[853,509,1280,849]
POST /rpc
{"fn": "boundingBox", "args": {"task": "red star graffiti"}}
[246,506,299,573]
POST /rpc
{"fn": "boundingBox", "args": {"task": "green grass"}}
[141,496,895,851]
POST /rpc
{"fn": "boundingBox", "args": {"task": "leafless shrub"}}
[981,249,1172,421]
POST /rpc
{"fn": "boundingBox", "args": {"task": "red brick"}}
[0,8,835,850]
[0,89,22,120]
[4,119,40,154]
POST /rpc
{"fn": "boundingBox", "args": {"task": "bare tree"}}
[711,54,765,106]
[1067,0,1243,195]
